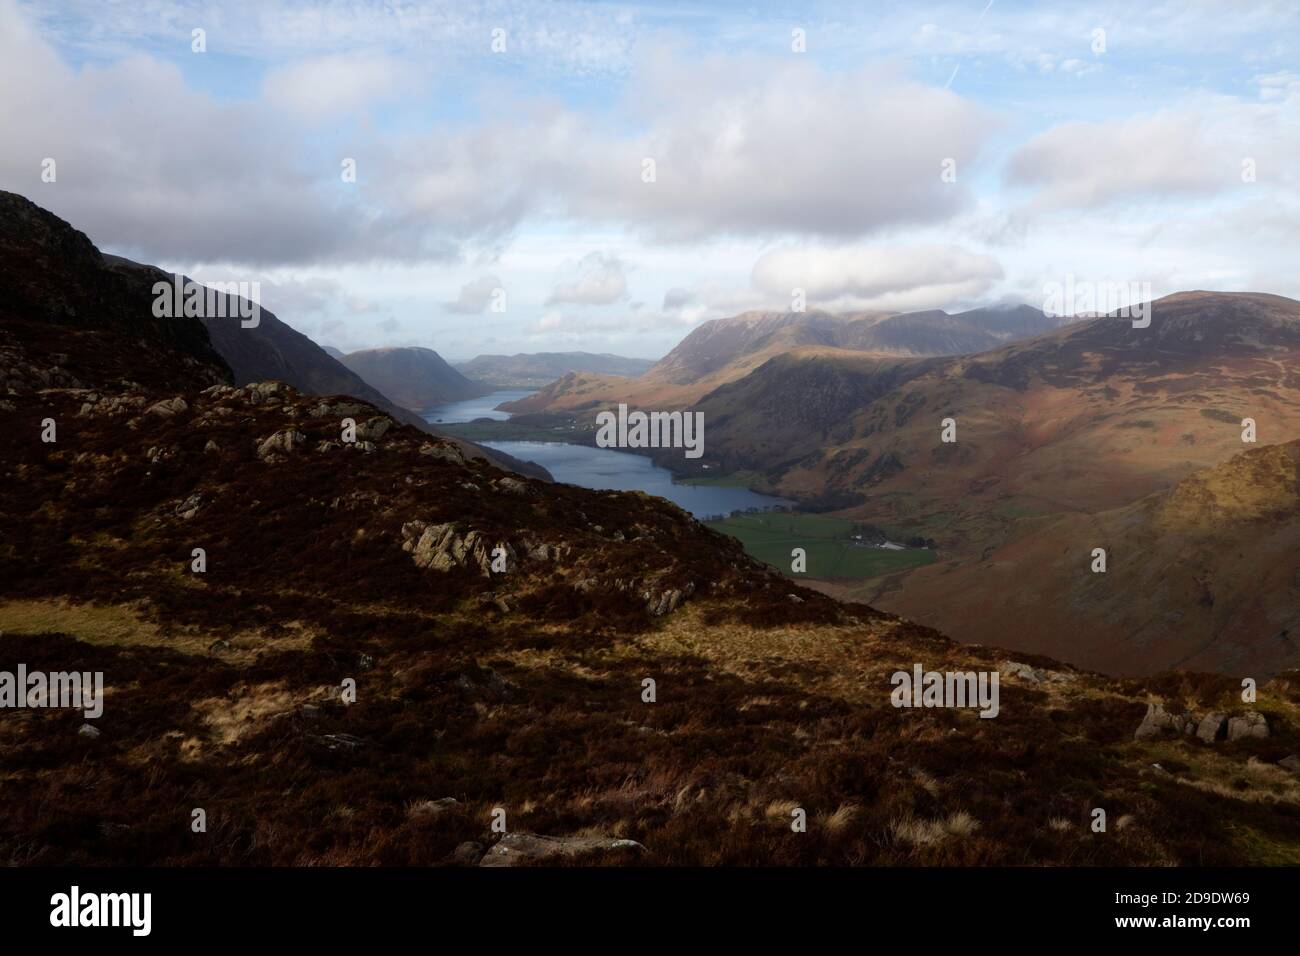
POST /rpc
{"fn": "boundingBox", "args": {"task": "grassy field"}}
[706,512,936,580]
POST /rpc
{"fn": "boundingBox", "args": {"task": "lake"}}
[480,440,793,520]
[423,389,535,424]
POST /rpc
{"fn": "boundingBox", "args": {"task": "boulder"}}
[1135,702,1192,740]
[145,397,188,417]
[355,417,392,442]
[78,724,101,739]
[256,428,307,461]
[1278,754,1300,773]
[478,833,646,867]
[1195,713,1227,743]
[1226,712,1269,741]
[419,442,465,464]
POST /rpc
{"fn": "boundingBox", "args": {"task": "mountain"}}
[874,439,1300,677]
[321,345,346,359]
[340,347,490,412]
[94,257,544,481]
[6,191,1300,866]
[696,293,1300,516]
[455,351,655,388]
[501,306,1066,415]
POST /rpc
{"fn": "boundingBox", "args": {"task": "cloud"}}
[375,50,993,242]
[443,275,503,314]
[545,252,628,306]
[750,243,1004,312]
[263,54,416,119]
[1005,111,1228,208]
[1005,85,1299,210]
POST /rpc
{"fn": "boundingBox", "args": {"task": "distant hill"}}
[340,347,490,413]
[501,306,1066,414]
[321,345,346,359]
[455,351,655,388]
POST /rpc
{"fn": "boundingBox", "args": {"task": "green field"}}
[706,512,936,580]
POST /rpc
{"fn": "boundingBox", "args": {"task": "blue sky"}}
[3,0,1298,359]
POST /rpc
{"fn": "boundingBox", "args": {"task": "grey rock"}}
[478,832,646,867]
[1227,712,1269,741]
[78,724,102,739]
[1195,712,1227,743]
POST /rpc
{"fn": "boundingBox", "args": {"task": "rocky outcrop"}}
[256,428,307,461]
[1136,703,1270,743]
[401,521,514,577]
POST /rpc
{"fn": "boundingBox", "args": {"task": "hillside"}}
[94,253,543,482]
[4,192,1300,866]
[872,439,1300,678]
[455,351,655,388]
[341,347,491,413]
[697,292,1300,523]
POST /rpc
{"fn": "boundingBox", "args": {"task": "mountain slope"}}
[699,293,1300,522]
[455,351,655,388]
[875,439,1300,677]
[95,253,544,481]
[340,347,490,412]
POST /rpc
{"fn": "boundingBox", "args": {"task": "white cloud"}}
[750,243,1004,312]
[444,275,503,314]
[545,251,628,305]
[374,50,993,242]
[263,54,416,119]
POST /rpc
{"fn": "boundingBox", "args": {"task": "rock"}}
[645,581,695,617]
[495,477,530,496]
[401,521,514,577]
[1195,712,1227,743]
[256,428,307,461]
[478,833,646,867]
[145,397,188,417]
[452,841,485,865]
[1000,661,1045,683]
[1278,754,1300,773]
[348,440,377,453]
[78,724,101,739]
[1135,702,1192,740]
[419,442,466,464]
[203,439,220,454]
[355,417,392,442]
[175,493,203,519]
[309,733,368,753]
[409,798,459,818]
[208,639,231,653]
[1226,712,1269,741]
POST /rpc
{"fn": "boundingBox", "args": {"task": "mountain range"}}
[455,351,654,388]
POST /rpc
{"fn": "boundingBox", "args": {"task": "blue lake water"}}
[423,389,535,423]
[481,440,793,520]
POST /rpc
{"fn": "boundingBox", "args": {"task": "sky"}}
[2,0,1298,360]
